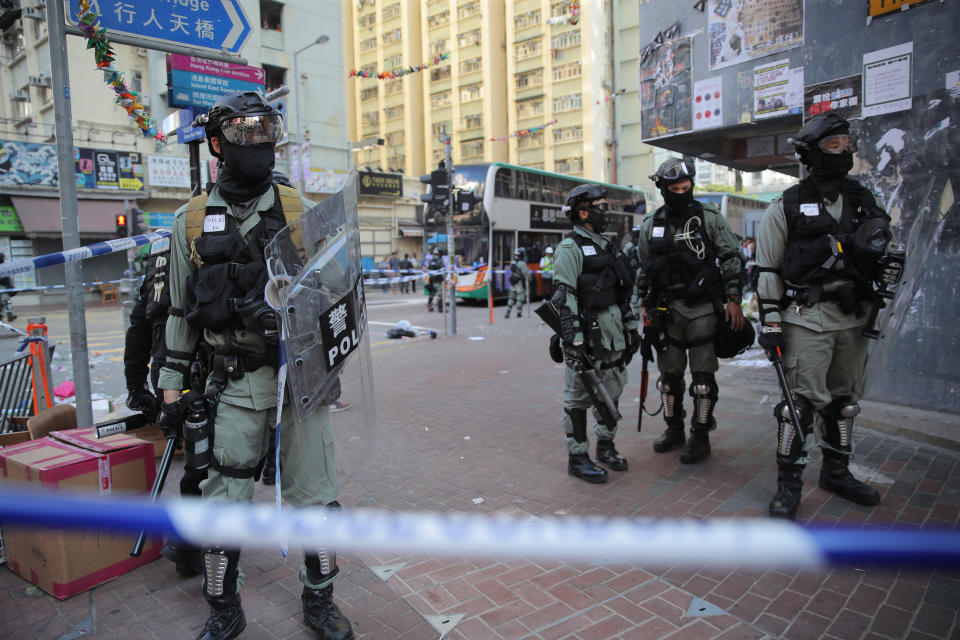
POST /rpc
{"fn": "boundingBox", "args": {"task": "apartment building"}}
[345,1,618,181]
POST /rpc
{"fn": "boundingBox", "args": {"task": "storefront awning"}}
[11,196,127,237]
[399,226,424,237]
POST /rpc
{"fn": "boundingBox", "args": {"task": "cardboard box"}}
[0,434,162,599]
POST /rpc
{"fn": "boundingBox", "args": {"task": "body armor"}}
[642,203,722,305]
[565,232,634,310]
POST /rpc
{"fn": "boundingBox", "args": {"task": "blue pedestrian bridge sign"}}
[67,0,252,54]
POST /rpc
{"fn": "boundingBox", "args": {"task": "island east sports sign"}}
[358,171,402,197]
[869,0,934,18]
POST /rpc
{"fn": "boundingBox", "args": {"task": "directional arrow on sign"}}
[68,0,252,54]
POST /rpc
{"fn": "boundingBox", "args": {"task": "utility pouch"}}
[686,263,721,300]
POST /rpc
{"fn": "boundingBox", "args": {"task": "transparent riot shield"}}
[264,176,376,483]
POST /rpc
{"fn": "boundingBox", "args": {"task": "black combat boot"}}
[517,310,522,318]
[596,439,628,471]
[262,430,278,486]
[302,585,355,639]
[504,308,511,318]
[819,449,880,506]
[679,427,710,464]
[769,459,805,519]
[6,312,15,322]
[197,549,245,640]
[565,408,608,483]
[653,421,685,452]
[161,538,203,576]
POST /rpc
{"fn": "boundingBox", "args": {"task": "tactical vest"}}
[428,256,444,282]
[781,178,889,287]
[141,237,171,323]
[642,203,721,304]
[566,231,634,310]
[182,184,303,331]
[509,262,523,285]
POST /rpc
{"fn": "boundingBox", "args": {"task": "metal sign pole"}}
[47,0,93,428]
[442,130,456,336]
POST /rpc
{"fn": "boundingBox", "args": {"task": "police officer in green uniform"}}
[504,247,530,318]
[635,159,745,464]
[554,184,639,483]
[157,91,354,640]
[757,113,893,520]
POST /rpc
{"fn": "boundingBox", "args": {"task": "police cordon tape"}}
[0,230,172,280]
[0,487,956,569]
[0,277,141,295]
[361,267,535,287]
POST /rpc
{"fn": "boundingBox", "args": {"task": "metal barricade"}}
[0,351,37,434]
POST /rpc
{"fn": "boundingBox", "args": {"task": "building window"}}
[358,12,376,28]
[552,61,581,81]
[361,86,379,101]
[384,105,404,121]
[432,148,445,163]
[551,29,581,49]
[382,28,402,45]
[384,53,402,69]
[385,79,403,96]
[260,0,283,31]
[362,110,380,127]
[457,29,481,48]
[431,92,451,109]
[262,64,285,94]
[553,125,583,143]
[3,28,24,60]
[518,131,544,149]
[516,98,544,119]
[432,121,451,136]
[430,38,448,57]
[461,140,483,159]
[514,37,542,60]
[550,1,570,18]
[460,57,482,73]
[552,93,582,112]
[382,3,401,20]
[516,68,543,89]
[461,113,482,130]
[428,9,450,27]
[386,131,405,146]
[460,83,483,102]
[555,156,583,174]
[359,36,377,51]
[514,10,541,30]
[387,154,405,171]
[430,65,451,82]
[360,62,378,77]
[458,1,481,19]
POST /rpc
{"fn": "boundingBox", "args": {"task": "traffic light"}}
[115,213,127,237]
[419,161,451,223]
[128,208,144,236]
[456,190,476,213]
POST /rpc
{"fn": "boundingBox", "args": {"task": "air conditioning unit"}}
[135,47,148,57]
[22,6,43,19]
[9,88,28,101]
[27,73,49,87]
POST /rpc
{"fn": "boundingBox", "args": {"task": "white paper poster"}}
[147,155,190,189]
[945,70,960,95]
[788,67,804,115]
[305,168,349,194]
[754,59,791,120]
[863,42,913,118]
[693,77,723,131]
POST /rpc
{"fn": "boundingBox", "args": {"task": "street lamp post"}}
[293,34,330,193]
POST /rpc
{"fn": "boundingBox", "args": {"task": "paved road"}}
[1,291,958,639]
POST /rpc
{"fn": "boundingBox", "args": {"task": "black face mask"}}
[662,188,694,213]
[216,141,276,203]
[586,205,610,233]
[806,148,853,200]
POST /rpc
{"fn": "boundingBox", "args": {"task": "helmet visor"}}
[590,202,610,213]
[657,159,695,182]
[219,114,284,146]
[818,133,857,155]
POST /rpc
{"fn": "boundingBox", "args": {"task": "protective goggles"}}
[589,202,610,213]
[818,133,857,155]
[219,114,284,146]
[656,159,695,182]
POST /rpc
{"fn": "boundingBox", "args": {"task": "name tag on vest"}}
[800,203,819,217]
[581,245,597,256]
[652,226,665,238]
[203,214,226,232]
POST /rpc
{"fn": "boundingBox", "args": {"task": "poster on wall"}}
[305,168,349,194]
[639,37,693,140]
[74,147,96,189]
[804,74,863,121]
[863,42,913,118]
[0,141,58,187]
[753,59,791,119]
[868,0,935,18]
[148,155,191,189]
[693,76,723,131]
[708,0,803,70]
[117,152,144,190]
[94,150,119,190]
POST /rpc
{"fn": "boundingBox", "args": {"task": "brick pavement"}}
[1,292,958,639]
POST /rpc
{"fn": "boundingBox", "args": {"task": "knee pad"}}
[689,372,718,399]
[304,501,341,582]
[823,397,859,449]
[203,548,240,599]
[774,395,814,460]
[657,374,684,419]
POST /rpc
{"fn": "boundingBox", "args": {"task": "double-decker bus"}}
[694,192,769,239]
[425,162,646,302]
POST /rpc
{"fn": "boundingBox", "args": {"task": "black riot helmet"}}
[789,113,857,181]
[650,158,696,189]
[513,247,525,259]
[562,184,609,231]
[194,91,283,158]
[714,319,756,359]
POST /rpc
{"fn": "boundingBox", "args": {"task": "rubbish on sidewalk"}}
[53,381,74,399]
[385,320,438,340]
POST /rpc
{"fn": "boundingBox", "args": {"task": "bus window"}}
[494,168,512,197]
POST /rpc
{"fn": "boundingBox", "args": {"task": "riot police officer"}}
[554,184,639,483]
[156,91,354,640]
[635,159,745,464]
[426,247,445,312]
[756,113,895,520]
[504,247,530,318]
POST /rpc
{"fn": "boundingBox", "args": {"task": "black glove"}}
[563,343,591,371]
[126,386,157,415]
[157,399,183,441]
[625,329,641,356]
[758,325,784,361]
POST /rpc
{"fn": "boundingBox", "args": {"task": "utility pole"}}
[441,127,456,336]
[47,0,93,428]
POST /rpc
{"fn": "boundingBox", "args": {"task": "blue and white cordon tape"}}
[0,230,172,280]
[0,488,956,569]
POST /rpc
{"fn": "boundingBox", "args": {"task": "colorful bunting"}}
[76,1,164,141]
[569,2,581,25]
[489,119,559,142]
[595,88,628,105]
[349,53,451,80]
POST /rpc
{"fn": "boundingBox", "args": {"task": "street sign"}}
[167,54,265,110]
[67,0,252,54]
[177,124,206,144]
[161,107,206,144]
[145,212,175,229]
